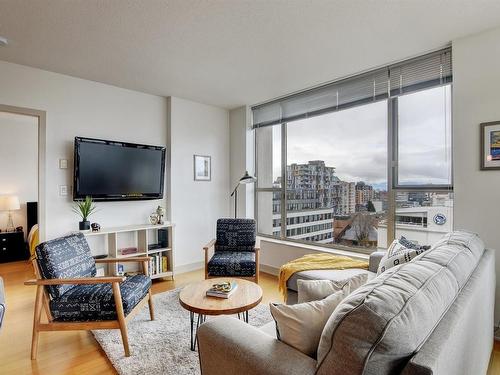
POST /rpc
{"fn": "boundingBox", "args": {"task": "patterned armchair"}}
[24,233,154,359]
[204,219,260,283]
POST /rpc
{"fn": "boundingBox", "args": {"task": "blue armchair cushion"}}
[215,218,256,252]
[50,275,151,322]
[36,233,97,299]
[207,252,256,277]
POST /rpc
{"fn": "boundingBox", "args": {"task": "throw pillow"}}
[399,236,431,251]
[377,238,428,275]
[269,291,345,358]
[297,273,368,303]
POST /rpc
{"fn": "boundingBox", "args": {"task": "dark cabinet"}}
[0,231,28,263]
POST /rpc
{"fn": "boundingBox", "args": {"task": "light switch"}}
[59,185,68,196]
[59,159,68,169]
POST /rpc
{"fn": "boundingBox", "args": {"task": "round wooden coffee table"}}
[179,278,263,350]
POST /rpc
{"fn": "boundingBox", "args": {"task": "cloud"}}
[267,85,451,188]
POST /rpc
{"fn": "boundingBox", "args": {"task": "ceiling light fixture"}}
[0,37,8,47]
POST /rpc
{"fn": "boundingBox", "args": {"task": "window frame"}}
[254,85,453,254]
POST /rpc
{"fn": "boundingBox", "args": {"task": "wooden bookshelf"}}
[82,223,175,280]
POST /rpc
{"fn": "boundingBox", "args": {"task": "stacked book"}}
[119,247,138,256]
[206,281,238,299]
[149,253,168,276]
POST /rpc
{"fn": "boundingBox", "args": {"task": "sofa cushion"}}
[297,273,368,303]
[270,291,345,358]
[50,274,151,321]
[207,251,256,277]
[259,321,278,338]
[36,233,97,299]
[215,218,256,252]
[287,268,373,292]
[316,231,485,375]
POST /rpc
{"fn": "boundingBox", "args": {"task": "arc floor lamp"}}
[230,171,257,218]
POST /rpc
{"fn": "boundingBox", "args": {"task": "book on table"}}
[206,281,238,299]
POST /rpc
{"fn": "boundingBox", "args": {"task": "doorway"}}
[0,104,46,246]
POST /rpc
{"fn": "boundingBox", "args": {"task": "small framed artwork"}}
[480,121,500,170]
[193,155,211,181]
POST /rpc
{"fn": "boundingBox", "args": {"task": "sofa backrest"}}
[35,233,96,299]
[316,231,485,375]
[215,218,256,252]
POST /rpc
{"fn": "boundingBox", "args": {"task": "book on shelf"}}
[206,281,238,299]
[119,247,138,255]
[148,253,169,276]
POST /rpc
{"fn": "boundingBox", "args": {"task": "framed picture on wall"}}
[193,155,211,181]
[480,121,500,170]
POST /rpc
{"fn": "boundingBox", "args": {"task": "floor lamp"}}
[231,171,257,218]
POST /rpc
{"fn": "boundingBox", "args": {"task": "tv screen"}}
[74,137,166,201]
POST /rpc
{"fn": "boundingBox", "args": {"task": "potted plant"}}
[73,196,97,230]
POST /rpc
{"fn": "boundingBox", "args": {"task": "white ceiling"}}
[1,1,500,109]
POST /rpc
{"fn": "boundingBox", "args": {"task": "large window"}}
[254,49,453,253]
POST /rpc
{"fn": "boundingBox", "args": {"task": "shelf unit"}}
[82,223,175,280]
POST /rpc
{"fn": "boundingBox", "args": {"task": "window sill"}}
[256,236,370,261]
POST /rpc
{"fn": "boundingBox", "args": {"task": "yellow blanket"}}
[278,253,369,300]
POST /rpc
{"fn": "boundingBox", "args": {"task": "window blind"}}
[252,48,452,128]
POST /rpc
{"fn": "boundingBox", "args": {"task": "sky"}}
[270,85,452,190]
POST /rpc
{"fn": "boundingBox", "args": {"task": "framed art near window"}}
[480,121,500,170]
[194,155,211,181]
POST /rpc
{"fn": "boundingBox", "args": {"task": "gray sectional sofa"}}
[285,251,385,304]
[197,231,495,375]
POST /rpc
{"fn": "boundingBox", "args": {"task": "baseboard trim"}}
[174,261,204,274]
[260,264,280,276]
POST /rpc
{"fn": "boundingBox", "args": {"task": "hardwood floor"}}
[0,260,498,374]
[0,261,281,374]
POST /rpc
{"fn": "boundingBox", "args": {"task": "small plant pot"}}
[79,220,91,230]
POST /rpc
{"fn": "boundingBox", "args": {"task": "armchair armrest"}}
[369,251,386,273]
[24,276,126,286]
[95,256,151,264]
[197,316,316,375]
[203,239,216,251]
[203,239,216,279]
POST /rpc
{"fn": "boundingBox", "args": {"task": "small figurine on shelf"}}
[91,222,101,232]
[149,213,158,225]
[156,206,165,225]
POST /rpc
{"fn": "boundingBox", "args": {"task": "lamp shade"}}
[0,195,20,211]
[239,171,257,184]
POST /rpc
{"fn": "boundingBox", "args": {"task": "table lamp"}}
[230,171,257,218]
[0,195,20,232]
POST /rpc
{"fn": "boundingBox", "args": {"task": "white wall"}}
[229,106,254,218]
[0,61,168,241]
[452,26,500,323]
[0,112,38,236]
[168,96,230,269]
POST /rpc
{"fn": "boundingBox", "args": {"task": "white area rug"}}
[92,288,273,375]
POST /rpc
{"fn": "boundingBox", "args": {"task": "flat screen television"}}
[73,137,166,201]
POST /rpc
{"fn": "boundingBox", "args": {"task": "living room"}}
[0,1,499,374]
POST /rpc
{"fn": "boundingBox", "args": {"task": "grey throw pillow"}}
[297,273,368,303]
[270,291,345,358]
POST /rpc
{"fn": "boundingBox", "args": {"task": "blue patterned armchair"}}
[204,219,260,283]
[24,233,154,359]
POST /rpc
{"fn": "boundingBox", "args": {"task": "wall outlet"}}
[59,185,68,196]
[59,159,68,169]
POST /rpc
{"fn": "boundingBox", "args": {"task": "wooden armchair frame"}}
[25,256,154,359]
[203,239,260,284]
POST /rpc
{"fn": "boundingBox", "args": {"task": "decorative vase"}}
[79,220,90,230]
